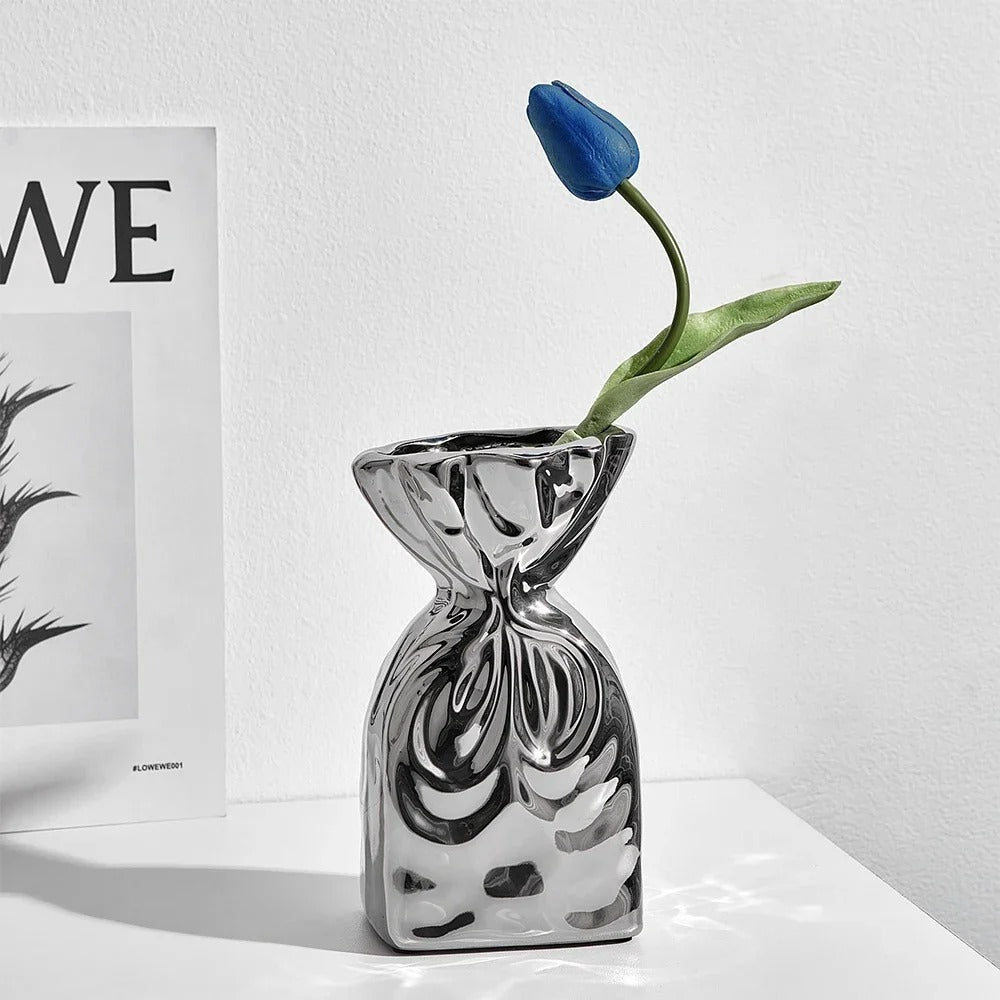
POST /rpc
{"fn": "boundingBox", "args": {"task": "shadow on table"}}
[0,821,827,990]
[0,840,393,955]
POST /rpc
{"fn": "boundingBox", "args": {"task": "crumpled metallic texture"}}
[353,427,642,950]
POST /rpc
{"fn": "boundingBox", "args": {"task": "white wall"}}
[2,0,997,963]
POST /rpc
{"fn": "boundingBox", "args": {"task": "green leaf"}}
[597,324,669,396]
[574,281,839,438]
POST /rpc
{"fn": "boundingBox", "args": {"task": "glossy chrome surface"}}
[353,427,641,951]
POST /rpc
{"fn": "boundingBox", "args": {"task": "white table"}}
[1,779,996,998]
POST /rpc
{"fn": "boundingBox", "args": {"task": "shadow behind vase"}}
[353,427,641,951]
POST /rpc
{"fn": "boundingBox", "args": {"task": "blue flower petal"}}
[527,81,639,201]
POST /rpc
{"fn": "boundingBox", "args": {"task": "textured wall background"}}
[1,0,997,963]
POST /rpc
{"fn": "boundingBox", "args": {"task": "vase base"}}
[365,910,642,954]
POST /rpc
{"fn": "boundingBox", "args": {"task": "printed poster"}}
[0,128,224,831]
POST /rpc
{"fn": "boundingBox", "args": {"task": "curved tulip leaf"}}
[575,281,839,439]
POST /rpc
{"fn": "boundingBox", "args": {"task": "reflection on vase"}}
[353,427,641,951]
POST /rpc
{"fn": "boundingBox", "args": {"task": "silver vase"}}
[353,426,641,951]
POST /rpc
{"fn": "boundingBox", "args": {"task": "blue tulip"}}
[527,81,640,201]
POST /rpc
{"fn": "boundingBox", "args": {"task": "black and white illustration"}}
[0,312,137,727]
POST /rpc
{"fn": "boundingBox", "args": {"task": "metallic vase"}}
[353,426,641,951]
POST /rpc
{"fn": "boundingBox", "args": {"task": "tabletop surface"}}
[1,778,996,999]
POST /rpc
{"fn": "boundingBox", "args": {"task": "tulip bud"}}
[526,81,640,201]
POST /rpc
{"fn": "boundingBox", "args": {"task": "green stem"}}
[557,180,690,443]
[616,179,690,373]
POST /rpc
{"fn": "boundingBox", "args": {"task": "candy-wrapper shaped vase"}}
[352,427,641,951]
